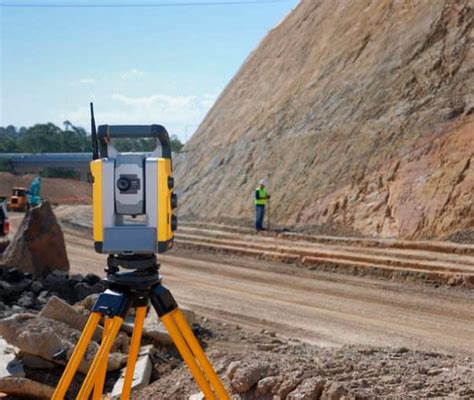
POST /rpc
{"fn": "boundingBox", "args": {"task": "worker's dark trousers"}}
[256,205,265,231]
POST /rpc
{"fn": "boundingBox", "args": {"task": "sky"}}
[0,0,299,141]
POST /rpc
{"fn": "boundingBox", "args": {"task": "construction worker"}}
[255,179,270,232]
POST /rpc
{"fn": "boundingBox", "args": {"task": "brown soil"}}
[11,206,472,357]
[0,172,91,205]
[62,207,474,287]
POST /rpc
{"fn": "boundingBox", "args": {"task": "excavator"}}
[7,176,42,212]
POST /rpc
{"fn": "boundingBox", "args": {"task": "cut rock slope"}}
[175,0,474,239]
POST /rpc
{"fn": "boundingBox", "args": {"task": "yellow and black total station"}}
[52,103,229,399]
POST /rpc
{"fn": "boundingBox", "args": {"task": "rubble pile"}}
[0,279,197,399]
[136,319,474,400]
[0,267,103,319]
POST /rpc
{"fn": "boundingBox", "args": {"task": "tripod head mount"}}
[104,254,161,291]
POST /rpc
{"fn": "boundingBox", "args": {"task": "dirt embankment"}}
[0,172,91,204]
[175,0,474,240]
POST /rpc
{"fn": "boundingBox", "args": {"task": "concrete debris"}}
[39,295,130,354]
[111,349,153,398]
[188,393,204,400]
[1,202,69,277]
[40,295,103,342]
[0,313,126,373]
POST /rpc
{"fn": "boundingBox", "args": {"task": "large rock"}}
[175,0,474,240]
[1,202,69,277]
[0,377,55,400]
[0,313,126,373]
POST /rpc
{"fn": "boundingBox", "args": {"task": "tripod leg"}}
[52,312,102,400]
[92,318,112,400]
[173,309,230,400]
[120,306,147,400]
[161,311,216,400]
[76,316,124,399]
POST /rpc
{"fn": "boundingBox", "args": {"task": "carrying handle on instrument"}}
[97,125,172,159]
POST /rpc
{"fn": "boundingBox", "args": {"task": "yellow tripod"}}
[52,255,229,399]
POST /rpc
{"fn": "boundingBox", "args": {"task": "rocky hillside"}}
[175,0,473,239]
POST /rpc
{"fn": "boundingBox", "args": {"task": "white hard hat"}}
[259,179,267,185]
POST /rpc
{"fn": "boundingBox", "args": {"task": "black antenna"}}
[90,102,99,159]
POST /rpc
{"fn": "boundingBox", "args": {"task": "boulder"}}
[0,377,55,400]
[1,202,69,277]
[0,313,126,373]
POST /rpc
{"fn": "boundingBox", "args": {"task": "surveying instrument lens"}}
[117,177,131,191]
[52,103,230,400]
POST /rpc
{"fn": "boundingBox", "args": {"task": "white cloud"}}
[61,92,218,141]
[121,69,146,80]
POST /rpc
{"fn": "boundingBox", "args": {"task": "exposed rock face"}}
[175,0,474,239]
[1,202,69,276]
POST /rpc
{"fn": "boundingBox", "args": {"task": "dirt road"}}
[8,210,474,357]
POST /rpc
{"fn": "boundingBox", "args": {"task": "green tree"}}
[170,134,184,153]
[18,123,64,152]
